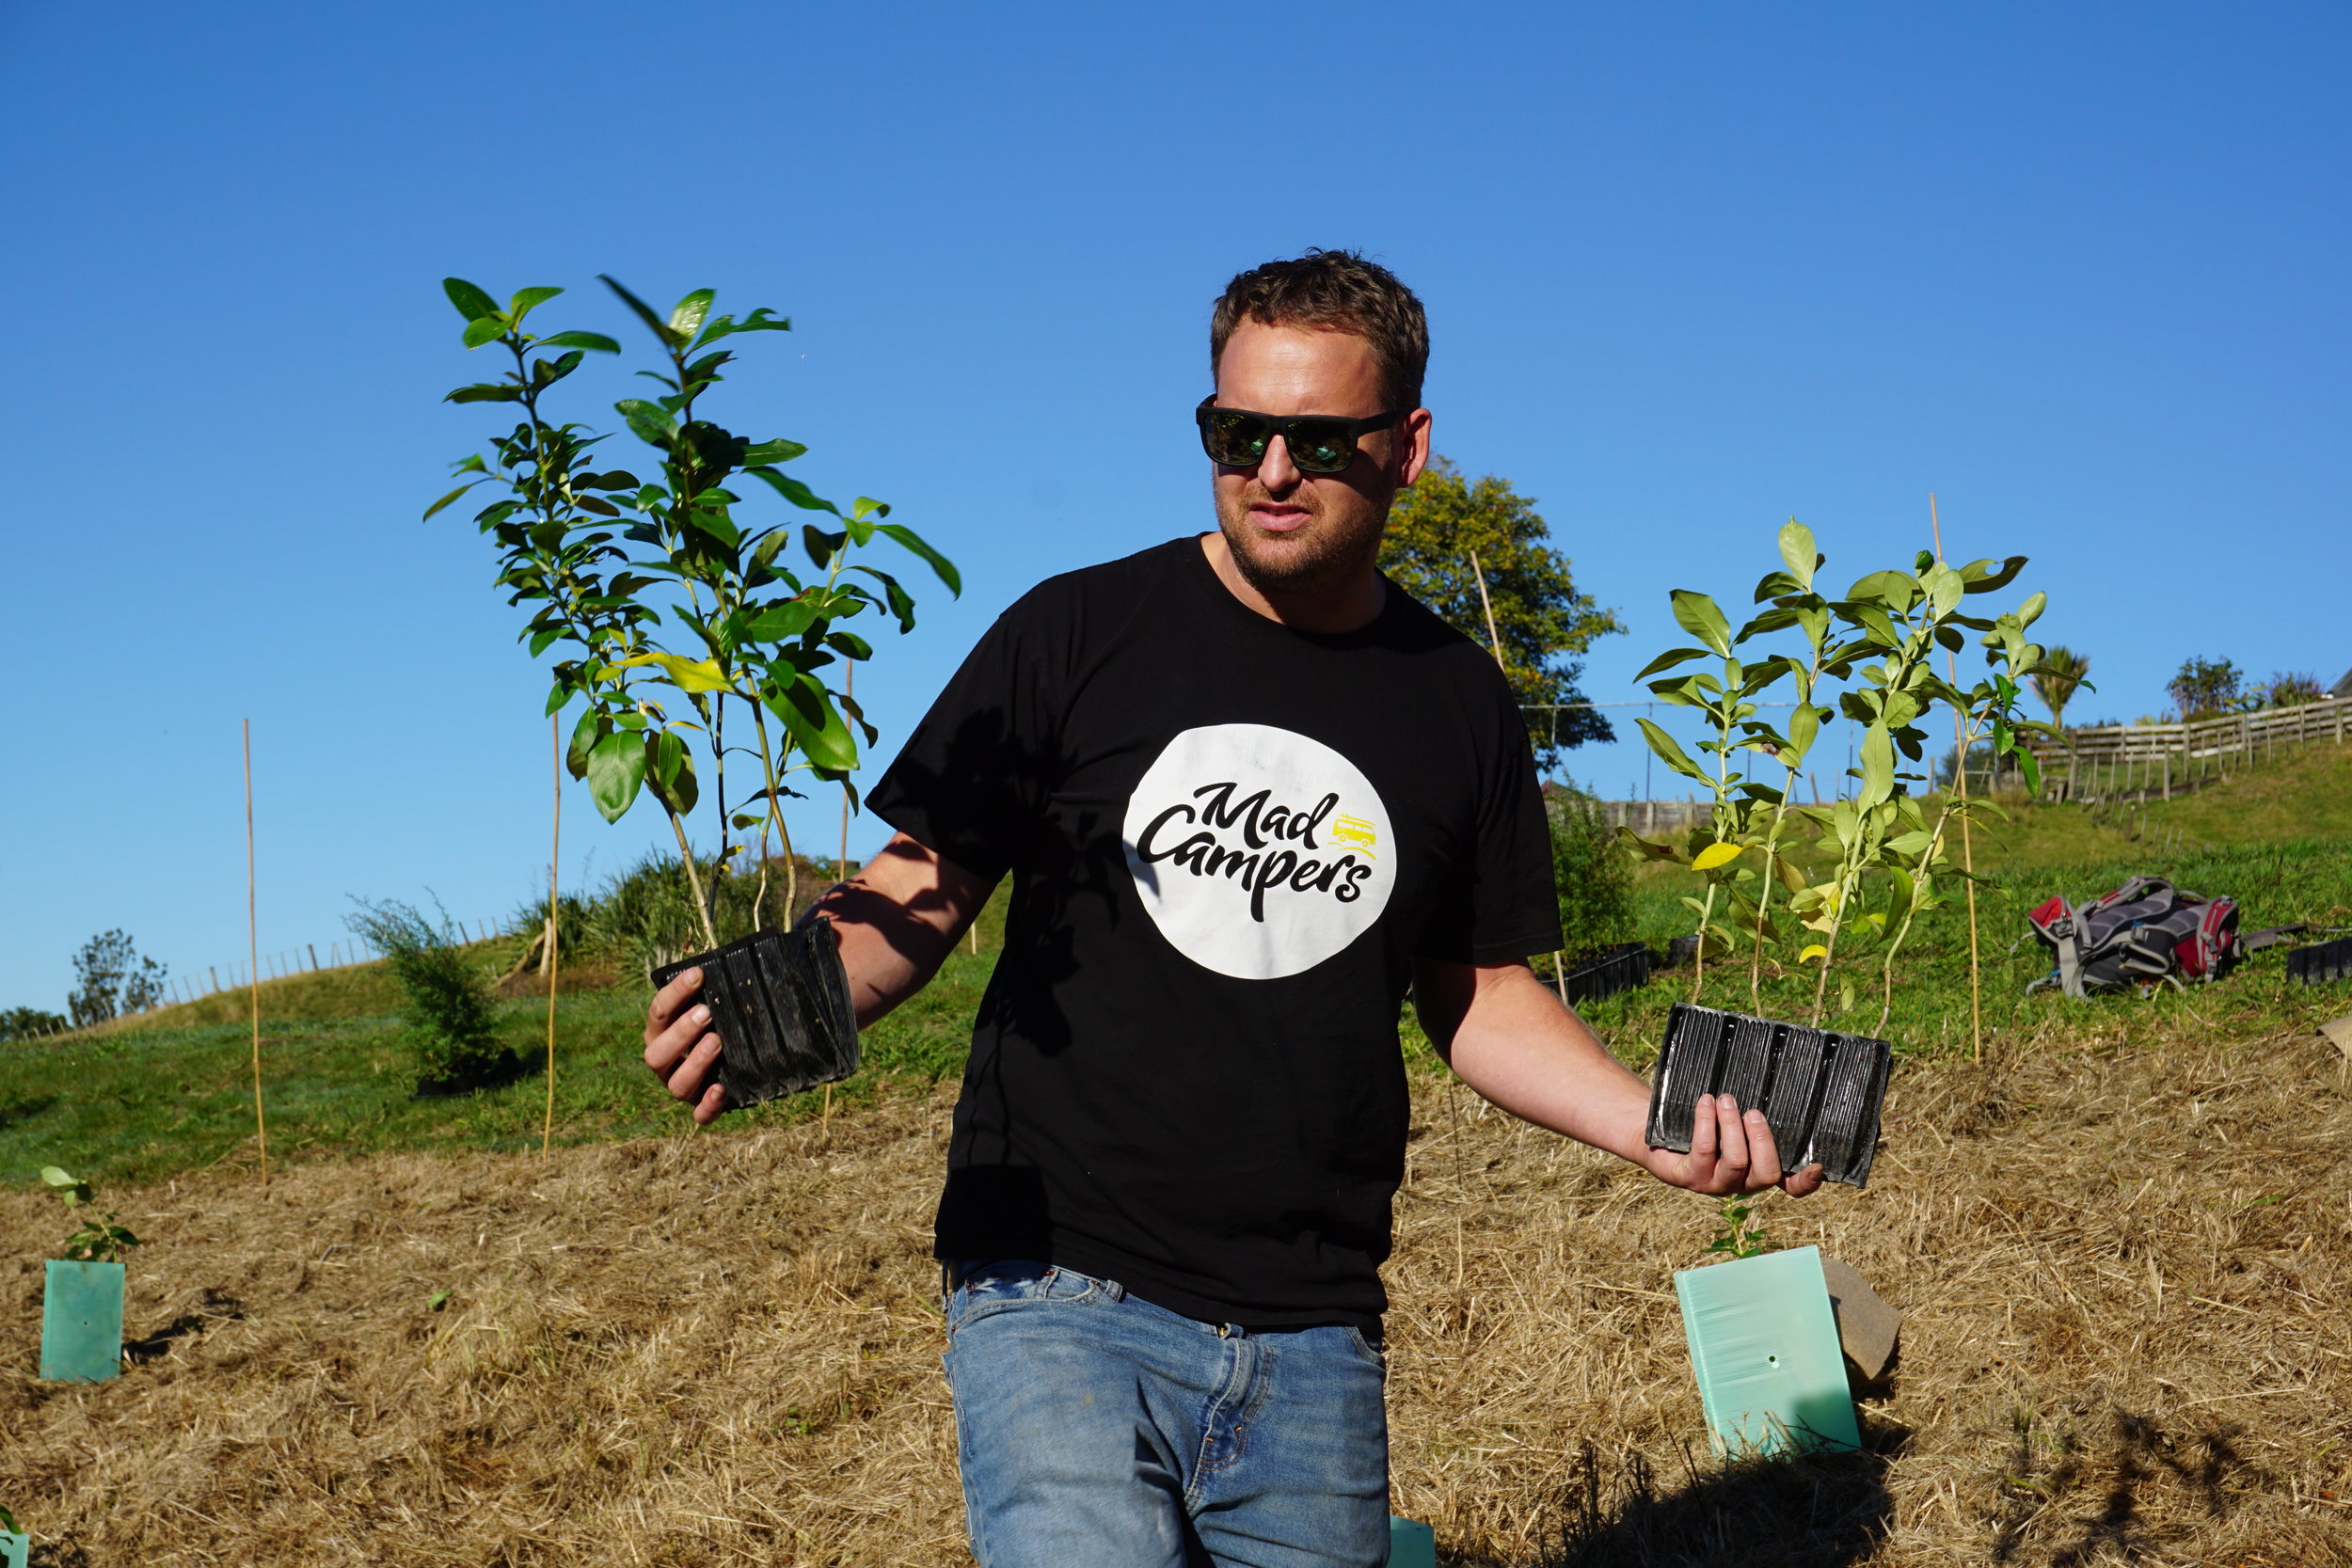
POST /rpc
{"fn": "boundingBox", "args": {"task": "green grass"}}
[2,894,1010,1189]
[15,747,2352,1190]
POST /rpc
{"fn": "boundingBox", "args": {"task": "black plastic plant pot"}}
[652,920,860,1110]
[1561,942,1655,1006]
[2287,936,2352,986]
[1644,1003,1892,1188]
[411,1048,541,1101]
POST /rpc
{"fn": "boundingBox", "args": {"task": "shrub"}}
[2264,671,2325,708]
[1548,784,1635,958]
[344,898,502,1084]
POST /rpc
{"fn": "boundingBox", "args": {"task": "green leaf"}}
[1857,724,1896,808]
[446,384,523,404]
[874,521,961,594]
[2016,590,2046,629]
[461,314,509,349]
[615,398,677,445]
[442,277,500,323]
[669,289,716,341]
[507,285,564,325]
[422,479,485,521]
[644,729,699,816]
[741,437,808,465]
[1635,717,1712,784]
[1633,647,1710,681]
[745,466,840,515]
[1844,570,1919,611]
[745,599,821,641]
[585,730,646,823]
[1787,700,1820,764]
[1959,555,2028,594]
[1777,518,1819,591]
[825,629,873,660]
[537,330,622,354]
[566,709,602,779]
[625,652,734,694]
[697,306,790,346]
[1670,590,1732,657]
[600,275,687,348]
[770,679,858,772]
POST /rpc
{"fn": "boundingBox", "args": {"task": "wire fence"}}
[10,915,520,1042]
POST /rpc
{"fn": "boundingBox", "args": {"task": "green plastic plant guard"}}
[0,1530,24,1568]
[1386,1515,1435,1568]
[1674,1244,1859,1457]
[40,1259,124,1383]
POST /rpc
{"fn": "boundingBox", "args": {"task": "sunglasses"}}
[1195,397,1407,475]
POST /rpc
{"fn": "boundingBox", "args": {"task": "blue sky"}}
[2,3,2344,1010]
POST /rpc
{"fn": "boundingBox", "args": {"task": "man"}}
[644,250,1820,1568]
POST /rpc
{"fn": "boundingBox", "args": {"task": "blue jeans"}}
[943,1261,1391,1568]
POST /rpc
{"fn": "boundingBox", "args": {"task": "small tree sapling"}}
[40,1167,140,1264]
[431,277,960,953]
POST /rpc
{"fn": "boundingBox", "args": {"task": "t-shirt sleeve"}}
[1417,677,1564,964]
[865,592,1064,882]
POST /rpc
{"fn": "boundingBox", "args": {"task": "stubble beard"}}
[1214,483,1391,600]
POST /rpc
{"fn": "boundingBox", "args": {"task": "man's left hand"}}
[1644,1092,1824,1196]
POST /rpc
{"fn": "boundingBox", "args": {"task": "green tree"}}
[2168,657,2245,721]
[1378,456,1622,767]
[2032,644,2091,730]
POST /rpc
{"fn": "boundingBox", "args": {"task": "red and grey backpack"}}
[2026,876,2298,997]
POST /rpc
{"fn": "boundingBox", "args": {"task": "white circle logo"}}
[1122,723,1395,980]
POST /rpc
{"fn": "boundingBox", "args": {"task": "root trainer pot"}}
[1645,1003,1892,1188]
[653,920,860,1109]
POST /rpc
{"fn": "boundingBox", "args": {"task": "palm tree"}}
[2033,645,2091,732]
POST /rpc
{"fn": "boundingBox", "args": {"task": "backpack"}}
[2025,876,2298,998]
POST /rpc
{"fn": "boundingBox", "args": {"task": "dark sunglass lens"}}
[1285,420,1356,473]
[1201,409,1269,466]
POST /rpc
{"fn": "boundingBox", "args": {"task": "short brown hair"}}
[1210,249,1429,412]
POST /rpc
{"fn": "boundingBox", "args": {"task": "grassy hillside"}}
[12,744,2351,1190]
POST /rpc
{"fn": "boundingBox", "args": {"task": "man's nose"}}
[1256,432,1300,493]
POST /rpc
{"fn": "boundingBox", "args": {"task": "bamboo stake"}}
[244,720,269,1186]
[1468,548,1504,666]
[543,713,562,1159]
[1931,496,1983,1061]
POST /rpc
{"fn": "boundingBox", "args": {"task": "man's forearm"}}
[1432,963,1656,1163]
[809,832,998,1027]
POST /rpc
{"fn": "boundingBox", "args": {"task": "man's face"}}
[1209,321,1430,598]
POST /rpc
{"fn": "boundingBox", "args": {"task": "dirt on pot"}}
[1,1026,2347,1565]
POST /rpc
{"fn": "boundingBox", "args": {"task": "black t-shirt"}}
[866,536,1561,1331]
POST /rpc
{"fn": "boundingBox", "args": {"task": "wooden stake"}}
[244,720,268,1186]
[1931,497,1983,1061]
[543,712,562,1160]
[1468,548,1505,667]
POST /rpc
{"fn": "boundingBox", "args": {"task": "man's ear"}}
[1395,408,1433,488]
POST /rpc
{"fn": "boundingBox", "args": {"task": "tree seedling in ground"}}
[1629,518,2059,1034]
[1705,1195,1781,1260]
[430,277,960,958]
[40,1166,135,1385]
[41,1167,139,1263]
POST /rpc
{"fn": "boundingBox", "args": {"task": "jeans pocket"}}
[946,1261,1111,1335]
[1343,1325,1388,1373]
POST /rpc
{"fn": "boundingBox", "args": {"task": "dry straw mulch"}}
[5,1025,2348,1566]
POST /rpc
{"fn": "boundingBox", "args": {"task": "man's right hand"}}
[644,968,732,1125]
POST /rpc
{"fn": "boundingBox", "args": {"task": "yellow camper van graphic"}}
[1328,814,1379,859]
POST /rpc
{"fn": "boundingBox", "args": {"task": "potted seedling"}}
[431,277,958,1107]
[0,1504,24,1568]
[39,1166,139,1383]
[1629,522,2052,1188]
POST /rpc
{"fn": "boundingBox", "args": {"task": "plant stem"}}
[665,808,720,950]
[543,711,561,1159]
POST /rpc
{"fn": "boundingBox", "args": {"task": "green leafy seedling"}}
[41,1166,141,1264]
[1705,1195,1782,1260]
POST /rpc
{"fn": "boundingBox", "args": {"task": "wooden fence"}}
[2028,696,2350,803]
